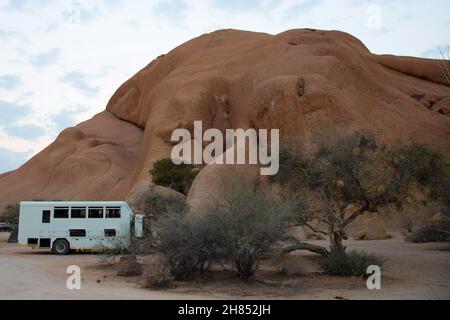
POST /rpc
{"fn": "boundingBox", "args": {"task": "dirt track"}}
[0,233,220,300]
[1,233,449,300]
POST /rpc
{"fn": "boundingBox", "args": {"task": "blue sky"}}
[0,0,449,173]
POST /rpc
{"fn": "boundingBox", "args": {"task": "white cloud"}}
[0,128,50,155]
[0,74,21,90]
[29,48,60,68]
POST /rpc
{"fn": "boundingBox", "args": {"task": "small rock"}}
[356,216,390,240]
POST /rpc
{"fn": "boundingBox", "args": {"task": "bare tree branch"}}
[279,235,330,257]
[281,242,330,257]
[439,46,450,86]
[304,222,328,236]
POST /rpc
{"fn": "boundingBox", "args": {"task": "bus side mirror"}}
[134,214,144,238]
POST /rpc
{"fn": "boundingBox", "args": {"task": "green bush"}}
[150,159,199,195]
[320,250,384,277]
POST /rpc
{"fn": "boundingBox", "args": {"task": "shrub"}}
[116,256,143,277]
[1,203,20,225]
[142,257,173,290]
[205,183,292,280]
[141,187,186,217]
[155,178,293,281]
[143,268,173,290]
[136,187,187,239]
[156,207,221,281]
[406,222,450,243]
[319,250,384,277]
[150,159,199,195]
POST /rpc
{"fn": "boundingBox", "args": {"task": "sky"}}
[0,0,449,174]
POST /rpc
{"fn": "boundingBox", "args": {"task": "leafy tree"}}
[382,140,450,211]
[273,129,450,256]
[150,159,199,195]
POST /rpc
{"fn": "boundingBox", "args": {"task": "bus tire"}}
[52,239,70,255]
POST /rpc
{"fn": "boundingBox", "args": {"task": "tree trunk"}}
[329,229,346,254]
[281,241,330,257]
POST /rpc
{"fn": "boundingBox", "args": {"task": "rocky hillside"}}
[1,28,449,209]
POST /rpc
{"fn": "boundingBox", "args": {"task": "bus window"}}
[54,207,69,219]
[71,207,86,219]
[88,207,104,219]
[70,229,86,237]
[105,229,116,237]
[42,210,51,223]
[28,238,38,245]
[106,207,121,219]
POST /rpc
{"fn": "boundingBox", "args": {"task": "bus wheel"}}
[52,239,70,255]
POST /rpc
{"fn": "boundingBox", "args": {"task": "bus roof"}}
[20,201,129,207]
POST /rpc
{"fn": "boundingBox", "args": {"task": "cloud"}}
[0,29,17,38]
[421,43,450,59]
[154,0,188,17]
[7,0,30,10]
[0,127,51,158]
[52,105,89,131]
[0,99,31,126]
[0,99,46,139]
[0,74,21,90]
[6,123,46,139]
[287,0,322,16]
[0,147,28,173]
[6,0,49,10]
[214,0,262,12]
[53,112,75,131]
[29,48,60,68]
[62,4,101,25]
[60,71,100,95]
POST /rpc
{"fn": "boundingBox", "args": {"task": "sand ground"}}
[0,232,449,300]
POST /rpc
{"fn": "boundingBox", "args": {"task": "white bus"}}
[18,201,144,255]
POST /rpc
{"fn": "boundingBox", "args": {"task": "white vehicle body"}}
[18,201,142,254]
